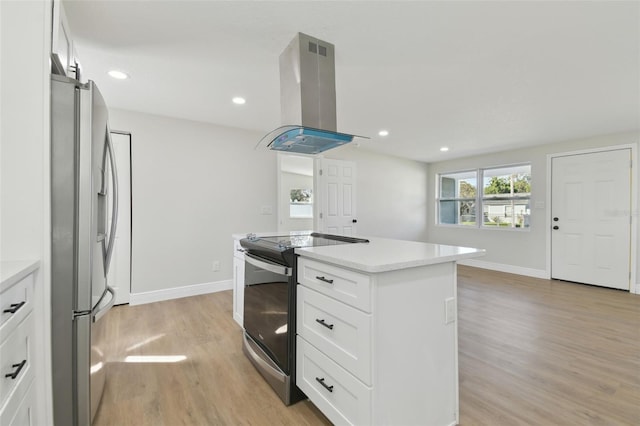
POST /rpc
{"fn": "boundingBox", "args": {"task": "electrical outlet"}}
[261,205,273,215]
[445,297,456,324]
[212,260,220,271]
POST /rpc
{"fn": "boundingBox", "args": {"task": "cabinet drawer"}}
[0,273,33,343]
[296,337,371,426]
[297,286,372,385]
[0,313,34,412]
[297,258,372,312]
[0,378,37,426]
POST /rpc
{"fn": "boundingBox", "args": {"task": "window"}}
[437,164,531,229]
[481,165,531,228]
[438,171,477,226]
[289,188,313,218]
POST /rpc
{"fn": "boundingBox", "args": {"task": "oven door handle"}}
[245,253,292,277]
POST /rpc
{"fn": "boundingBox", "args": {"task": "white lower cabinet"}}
[0,264,38,425]
[297,337,372,425]
[296,256,459,426]
[2,380,37,426]
[297,285,372,384]
[232,238,245,327]
[0,313,34,411]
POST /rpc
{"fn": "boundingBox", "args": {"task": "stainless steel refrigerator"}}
[51,73,118,425]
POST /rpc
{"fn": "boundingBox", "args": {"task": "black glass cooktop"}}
[240,232,369,265]
[256,232,368,249]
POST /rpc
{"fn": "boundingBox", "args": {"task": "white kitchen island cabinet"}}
[295,238,484,426]
[0,260,40,426]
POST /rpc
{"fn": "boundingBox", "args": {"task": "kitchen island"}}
[294,237,484,426]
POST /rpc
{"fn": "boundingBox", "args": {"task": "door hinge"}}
[319,169,323,176]
[319,212,323,219]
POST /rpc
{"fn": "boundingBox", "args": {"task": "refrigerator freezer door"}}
[75,314,92,426]
[90,286,114,422]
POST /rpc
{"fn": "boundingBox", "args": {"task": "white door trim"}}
[109,130,132,304]
[546,143,638,293]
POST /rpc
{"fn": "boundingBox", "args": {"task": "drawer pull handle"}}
[5,360,27,380]
[315,318,334,330]
[315,377,334,393]
[3,301,26,314]
[315,276,334,284]
[236,248,245,253]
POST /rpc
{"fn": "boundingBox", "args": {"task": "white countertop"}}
[1,259,40,292]
[295,237,485,273]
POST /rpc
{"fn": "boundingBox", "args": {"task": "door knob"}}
[553,226,559,230]
[553,217,559,221]
[352,219,357,223]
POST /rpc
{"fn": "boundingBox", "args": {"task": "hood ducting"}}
[257,33,365,154]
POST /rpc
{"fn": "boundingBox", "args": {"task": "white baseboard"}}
[458,259,548,279]
[129,279,233,306]
[634,283,640,295]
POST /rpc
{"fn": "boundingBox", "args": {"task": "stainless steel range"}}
[240,232,369,405]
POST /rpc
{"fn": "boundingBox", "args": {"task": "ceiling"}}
[63,0,640,163]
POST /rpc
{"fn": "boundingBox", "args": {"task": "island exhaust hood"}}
[257,33,366,155]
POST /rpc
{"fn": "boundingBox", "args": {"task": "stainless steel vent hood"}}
[257,33,365,154]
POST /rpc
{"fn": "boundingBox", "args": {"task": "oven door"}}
[243,253,292,373]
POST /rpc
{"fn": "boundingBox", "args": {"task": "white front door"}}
[319,158,357,236]
[107,132,132,304]
[551,148,631,290]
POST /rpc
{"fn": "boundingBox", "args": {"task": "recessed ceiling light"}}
[440,147,449,152]
[232,97,246,105]
[108,70,129,80]
[378,130,389,137]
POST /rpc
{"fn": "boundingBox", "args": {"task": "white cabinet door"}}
[551,149,631,289]
[232,254,245,327]
[51,0,73,77]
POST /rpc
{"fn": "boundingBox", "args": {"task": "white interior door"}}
[551,149,631,290]
[108,132,132,304]
[319,158,357,236]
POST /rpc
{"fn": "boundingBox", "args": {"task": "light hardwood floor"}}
[93,266,640,425]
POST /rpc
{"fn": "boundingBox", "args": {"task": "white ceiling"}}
[64,0,640,163]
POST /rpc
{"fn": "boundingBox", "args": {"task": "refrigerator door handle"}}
[93,286,115,323]
[104,126,119,275]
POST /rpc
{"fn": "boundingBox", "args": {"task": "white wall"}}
[105,109,430,296]
[0,0,53,422]
[326,146,429,241]
[279,171,314,232]
[108,109,277,295]
[427,131,639,281]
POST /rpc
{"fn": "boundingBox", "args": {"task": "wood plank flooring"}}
[93,266,640,425]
